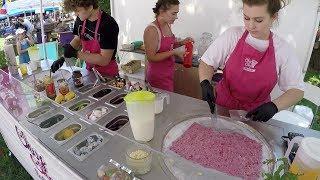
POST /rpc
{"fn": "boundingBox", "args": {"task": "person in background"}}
[50,0,119,76]
[199,0,304,122]
[18,17,34,35]
[16,28,34,64]
[144,0,193,92]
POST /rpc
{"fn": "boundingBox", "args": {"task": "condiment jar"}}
[125,146,152,175]
[57,79,70,95]
[34,80,46,103]
[72,70,84,88]
[43,75,56,99]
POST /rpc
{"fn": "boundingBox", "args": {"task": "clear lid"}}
[300,137,320,168]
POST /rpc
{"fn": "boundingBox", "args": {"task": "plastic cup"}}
[20,64,28,76]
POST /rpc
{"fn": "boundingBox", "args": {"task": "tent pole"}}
[39,0,47,62]
[7,15,10,26]
[53,3,56,21]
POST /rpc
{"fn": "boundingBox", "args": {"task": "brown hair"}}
[153,0,180,16]
[242,0,289,16]
[63,0,99,12]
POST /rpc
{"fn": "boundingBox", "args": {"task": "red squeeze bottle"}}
[183,41,193,68]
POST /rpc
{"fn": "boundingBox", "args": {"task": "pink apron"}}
[215,31,277,111]
[81,11,119,77]
[146,20,175,92]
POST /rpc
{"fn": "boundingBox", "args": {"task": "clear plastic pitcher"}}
[124,91,155,142]
[285,137,320,179]
[155,93,170,114]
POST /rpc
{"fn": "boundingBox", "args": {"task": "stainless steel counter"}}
[6,63,320,180]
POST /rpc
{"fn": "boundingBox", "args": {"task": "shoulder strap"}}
[94,11,102,40]
[149,23,161,51]
[155,19,164,37]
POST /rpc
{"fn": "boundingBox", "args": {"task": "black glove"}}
[246,102,278,122]
[51,57,65,73]
[200,79,215,114]
[63,44,78,58]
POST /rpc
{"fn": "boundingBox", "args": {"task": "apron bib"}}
[216,31,277,111]
[81,11,119,77]
[146,20,175,92]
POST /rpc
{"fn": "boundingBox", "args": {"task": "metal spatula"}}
[206,99,218,128]
[206,100,233,132]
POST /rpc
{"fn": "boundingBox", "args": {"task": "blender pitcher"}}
[285,137,320,179]
[124,91,156,142]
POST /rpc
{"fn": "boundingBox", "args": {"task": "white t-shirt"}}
[201,26,305,92]
[22,19,34,33]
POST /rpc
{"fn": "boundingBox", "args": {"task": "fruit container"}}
[27,105,52,120]
[69,134,107,161]
[53,123,82,144]
[77,84,97,94]
[38,114,66,131]
[68,99,91,112]
[86,106,111,122]
[90,88,113,100]
[105,115,129,131]
[106,94,127,108]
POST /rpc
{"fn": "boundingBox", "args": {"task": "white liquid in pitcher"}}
[127,104,155,142]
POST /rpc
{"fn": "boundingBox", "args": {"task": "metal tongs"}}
[92,67,106,87]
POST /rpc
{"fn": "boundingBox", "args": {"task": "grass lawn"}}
[0,38,4,51]
[302,70,320,131]
[305,70,320,87]
[0,137,33,180]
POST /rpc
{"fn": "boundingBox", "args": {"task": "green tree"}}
[99,0,111,14]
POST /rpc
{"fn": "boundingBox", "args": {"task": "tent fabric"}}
[6,0,62,12]
[5,0,61,16]
[7,6,59,16]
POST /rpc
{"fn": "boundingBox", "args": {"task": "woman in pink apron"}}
[144,0,193,92]
[199,0,304,122]
[51,0,119,77]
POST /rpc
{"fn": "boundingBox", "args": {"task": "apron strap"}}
[81,10,102,40]
[258,31,274,62]
[156,19,164,37]
[81,19,86,37]
[241,30,274,61]
[94,11,102,40]
[156,19,174,38]
[241,30,249,41]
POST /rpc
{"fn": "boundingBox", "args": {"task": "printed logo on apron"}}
[243,58,258,72]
